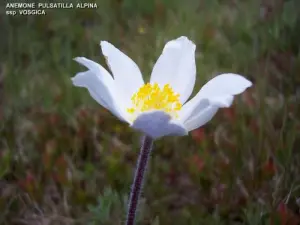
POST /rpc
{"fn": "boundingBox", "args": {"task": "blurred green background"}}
[1,0,300,224]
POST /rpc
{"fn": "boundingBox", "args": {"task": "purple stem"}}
[126,135,154,225]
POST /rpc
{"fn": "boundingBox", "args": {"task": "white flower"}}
[72,36,252,139]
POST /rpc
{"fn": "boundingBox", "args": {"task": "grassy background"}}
[1,0,300,224]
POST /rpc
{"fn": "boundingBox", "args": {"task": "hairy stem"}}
[126,135,154,225]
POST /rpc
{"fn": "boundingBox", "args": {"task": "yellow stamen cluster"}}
[127,83,182,119]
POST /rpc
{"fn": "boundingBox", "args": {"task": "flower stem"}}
[126,135,154,225]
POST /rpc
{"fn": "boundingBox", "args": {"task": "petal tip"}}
[177,36,196,47]
[246,79,253,88]
[73,57,81,62]
[73,57,86,64]
[177,36,188,41]
[100,41,112,53]
[239,76,253,92]
[71,74,80,86]
[100,40,107,46]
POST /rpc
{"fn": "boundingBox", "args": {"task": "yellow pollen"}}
[127,83,182,120]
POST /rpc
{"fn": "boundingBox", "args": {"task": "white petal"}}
[208,95,234,108]
[184,106,219,131]
[131,111,188,139]
[150,36,196,103]
[72,57,128,122]
[180,73,252,122]
[198,73,252,98]
[179,98,210,122]
[100,41,144,107]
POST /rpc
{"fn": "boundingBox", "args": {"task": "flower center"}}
[127,83,182,120]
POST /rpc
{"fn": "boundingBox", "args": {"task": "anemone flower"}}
[72,36,252,225]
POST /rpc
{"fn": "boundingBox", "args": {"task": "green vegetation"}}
[1,0,300,224]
